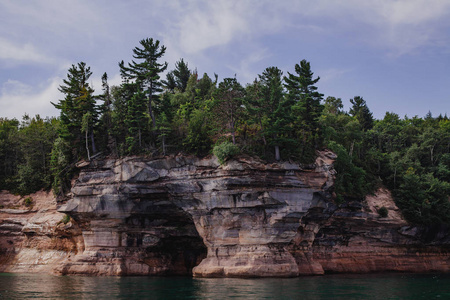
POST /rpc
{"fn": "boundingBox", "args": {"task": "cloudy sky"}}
[1,0,450,120]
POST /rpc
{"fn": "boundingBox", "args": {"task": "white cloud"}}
[161,0,290,56]
[0,38,55,65]
[163,1,249,54]
[311,0,450,55]
[0,78,61,119]
[0,0,104,37]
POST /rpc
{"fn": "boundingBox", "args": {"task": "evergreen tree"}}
[99,72,116,155]
[323,96,343,115]
[125,88,150,154]
[51,62,98,160]
[163,71,177,93]
[0,118,20,190]
[284,59,323,160]
[16,115,57,194]
[110,84,132,156]
[119,38,168,128]
[246,67,292,160]
[173,59,191,92]
[349,96,374,131]
[213,78,245,144]
[284,59,323,131]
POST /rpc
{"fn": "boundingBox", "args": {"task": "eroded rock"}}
[1,151,450,277]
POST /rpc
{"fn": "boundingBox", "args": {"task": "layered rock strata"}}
[0,191,79,273]
[56,152,335,277]
[1,151,450,277]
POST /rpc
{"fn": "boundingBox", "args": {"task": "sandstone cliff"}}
[1,152,449,277]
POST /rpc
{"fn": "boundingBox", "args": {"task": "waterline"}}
[1,273,449,299]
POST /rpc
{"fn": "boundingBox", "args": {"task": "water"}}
[0,273,449,299]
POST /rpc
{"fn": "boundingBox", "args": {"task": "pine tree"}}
[284,60,323,160]
[213,78,245,144]
[284,59,323,131]
[125,88,150,154]
[163,71,177,93]
[52,62,98,160]
[259,67,291,161]
[349,96,374,131]
[246,67,292,160]
[172,58,191,92]
[119,38,168,128]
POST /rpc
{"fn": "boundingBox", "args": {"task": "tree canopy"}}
[2,37,450,227]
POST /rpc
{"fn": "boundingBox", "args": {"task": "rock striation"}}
[1,151,450,277]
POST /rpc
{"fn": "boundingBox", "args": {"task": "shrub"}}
[213,141,240,164]
[60,214,71,225]
[378,206,388,218]
[328,141,370,200]
[23,197,33,207]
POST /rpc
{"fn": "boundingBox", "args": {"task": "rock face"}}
[1,151,450,276]
[0,191,79,273]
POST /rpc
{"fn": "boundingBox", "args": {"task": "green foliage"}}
[58,214,71,225]
[50,136,73,197]
[328,141,370,200]
[5,42,450,228]
[119,37,168,128]
[50,62,99,195]
[394,170,450,225]
[245,66,296,161]
[183,108,213,156]
[349,96,373,131]
[23,197,33,207]
[125,89,150,154]
[378,206,388,218]
[213,141,240,164]
[213,78,245,145]
[0,116,56,195]
[284,59,324,162]
[0,118,20,190]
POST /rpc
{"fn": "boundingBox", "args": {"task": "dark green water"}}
[1,273,449,299]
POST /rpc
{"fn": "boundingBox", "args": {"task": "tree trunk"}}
[431,144,435,165]
[90,130,97,154]
[349,140,355,162]
[231,120,236,145]
[162,134,166,156]
[275,145,280,161]
[148,84,156,128]
[260,119,267,145]
[138,128,142,147]
[85,130,90,160]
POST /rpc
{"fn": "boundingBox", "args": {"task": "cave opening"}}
[125,202,207,276]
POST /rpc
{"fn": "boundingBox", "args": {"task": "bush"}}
[183,109,213,156]
[378,206,388,218]
[23,197,33,207]
[213,141,240,164]
[61,214,71,224]
[328,141,370,200]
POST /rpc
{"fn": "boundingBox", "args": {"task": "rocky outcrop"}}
[291,188,450,275]
[1,151,450,277]
[0,191,79,273]
[53,152,335,277]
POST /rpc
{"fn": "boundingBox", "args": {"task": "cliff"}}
[1,152,449,277]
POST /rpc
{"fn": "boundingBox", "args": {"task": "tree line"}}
[1,37,450,225]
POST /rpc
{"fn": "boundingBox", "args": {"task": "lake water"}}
[1,273,449,299]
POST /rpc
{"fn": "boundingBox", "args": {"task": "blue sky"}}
[1,0,450,120]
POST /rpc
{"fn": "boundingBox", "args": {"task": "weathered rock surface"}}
[1,151,450,277]
[0,190,79,273]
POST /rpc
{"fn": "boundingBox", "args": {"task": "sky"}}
[1,0,450,120]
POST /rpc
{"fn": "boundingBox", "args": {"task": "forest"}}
[1,37,450,226]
